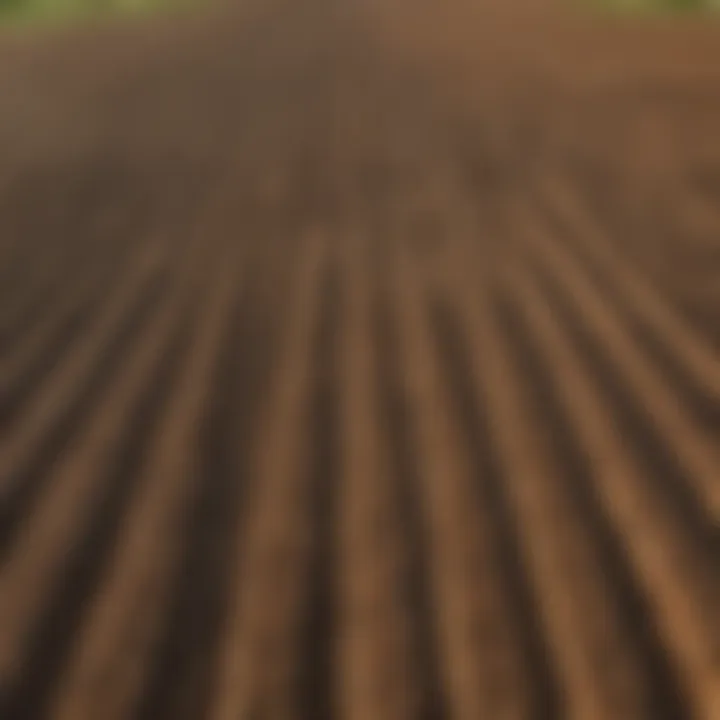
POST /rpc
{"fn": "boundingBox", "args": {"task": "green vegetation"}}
[0,0,193,26]
[598,0,720,10]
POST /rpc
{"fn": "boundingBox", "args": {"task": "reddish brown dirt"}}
[0,1,718,719]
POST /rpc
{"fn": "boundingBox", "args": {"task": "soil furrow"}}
[207,232,327,720]
[520,203,720,531]
[0,303,193,720]
[45,251,242,720]
[533,257,719,643]
[132,236,285,720]
[507,260,719,719]
[295,256,341,720]
[426,293,562,720]
[371,230,448,720]
[338,228,427,720]
[0,268,168,560]
[393,233,540,720]
[0,276,200,700]
[498,287,690,720]
[537,177,720,432]
[0,235,142,424]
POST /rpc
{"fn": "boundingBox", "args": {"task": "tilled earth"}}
[0,1,718,718]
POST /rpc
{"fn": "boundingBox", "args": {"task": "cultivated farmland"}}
[0,1,718,718]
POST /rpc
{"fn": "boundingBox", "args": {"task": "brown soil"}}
[0,1,718,719]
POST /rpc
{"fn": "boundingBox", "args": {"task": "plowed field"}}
[0,1,718,718]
